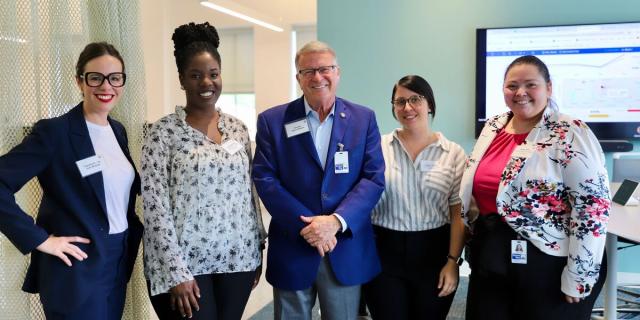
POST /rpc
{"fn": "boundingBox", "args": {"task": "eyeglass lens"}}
[299,65,335,77]
[393,95,422,108]
[84,72,126,87]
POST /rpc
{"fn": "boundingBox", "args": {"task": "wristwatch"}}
[447,254,464,266]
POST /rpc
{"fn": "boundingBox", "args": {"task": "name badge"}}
[511,240,527,264]
[420,160,437,172]
[284,118,310,138]
[511,144,534,158]
[334,151,349,174]
[221,139,243,155]
[76,155,103,178]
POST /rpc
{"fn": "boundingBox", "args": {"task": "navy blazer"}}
[0,103,143,313]
[252,96,385,290]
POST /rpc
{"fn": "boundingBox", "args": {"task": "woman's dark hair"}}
[504,55,551,83]
[75,42,125,78]
[392,75,436,119]
[172,22,221,74]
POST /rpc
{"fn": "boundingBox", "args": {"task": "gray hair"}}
[295,41,338,69]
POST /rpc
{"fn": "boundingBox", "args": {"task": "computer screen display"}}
[476,22,640,140]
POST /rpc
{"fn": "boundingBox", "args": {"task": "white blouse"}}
[142,106,266,295]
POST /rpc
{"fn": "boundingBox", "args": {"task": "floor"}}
[240,208,473,320]
[242,209,640,319]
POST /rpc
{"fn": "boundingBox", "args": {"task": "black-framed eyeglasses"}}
[297,65,337,78]
[80,72,126,87]
[392,95,424,109]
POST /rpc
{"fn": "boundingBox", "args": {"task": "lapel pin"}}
[340,112,346,118]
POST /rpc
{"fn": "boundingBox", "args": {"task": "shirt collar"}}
[304,98,335,122]
[391,129,449,152]
[175,105,226,131]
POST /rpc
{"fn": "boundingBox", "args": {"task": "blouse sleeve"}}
[141,121,193,296]
[560,121,610,298]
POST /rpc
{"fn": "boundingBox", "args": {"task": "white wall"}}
[254,27,292,114]
[139,0,316,122]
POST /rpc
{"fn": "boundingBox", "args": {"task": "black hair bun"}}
[172,22,220,53]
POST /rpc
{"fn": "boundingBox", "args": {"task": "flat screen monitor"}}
[476,22,640,140]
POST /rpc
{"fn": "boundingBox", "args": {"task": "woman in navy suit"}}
[0,42,143,320]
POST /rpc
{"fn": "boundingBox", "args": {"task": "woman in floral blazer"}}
[460,55,610,320]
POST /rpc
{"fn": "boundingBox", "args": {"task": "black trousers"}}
[149,271,255,320]
[465,214,607,320]
[364,225,455,320]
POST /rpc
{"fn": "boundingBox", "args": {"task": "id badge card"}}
[334,151,349,174]
[221,139,243,155]
[76,155,103,177]
[284,118,310,138]
[511,240,527,264]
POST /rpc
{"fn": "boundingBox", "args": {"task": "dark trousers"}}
[149,271,255,320]
[465,214,607,320]
[42,231,128,320]
[364,225,455,320]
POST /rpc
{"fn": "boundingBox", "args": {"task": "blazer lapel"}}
[68,103,108,217]
[498,107,553,194]
[325,99,349,174]
[284,98,322,168]
[463,113,510,185]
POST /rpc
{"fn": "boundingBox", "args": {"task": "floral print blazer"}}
[460,105,611,298]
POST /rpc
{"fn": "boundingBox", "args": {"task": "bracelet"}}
[447,254,463,266]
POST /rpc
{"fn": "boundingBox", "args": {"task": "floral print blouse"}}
[142,106,266,296]
[459,105,611,298]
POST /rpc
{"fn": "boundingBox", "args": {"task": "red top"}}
[473,129,528,215]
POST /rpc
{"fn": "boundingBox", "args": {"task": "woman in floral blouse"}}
[142,22,266,320]
[460,55,610,320]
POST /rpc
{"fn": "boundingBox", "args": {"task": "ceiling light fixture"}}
[200,1,284,32]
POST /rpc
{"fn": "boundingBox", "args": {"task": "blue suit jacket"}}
[252,96,385,290]
[0,103,143,313]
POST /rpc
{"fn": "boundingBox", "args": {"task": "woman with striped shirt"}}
[363,75,466,319]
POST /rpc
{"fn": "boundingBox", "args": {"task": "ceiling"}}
[173,0,316,30]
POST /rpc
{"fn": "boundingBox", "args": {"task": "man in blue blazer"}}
[0,103,143,317]
[252,41,385,319]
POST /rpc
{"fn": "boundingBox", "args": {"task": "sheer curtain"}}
[0,1,150,319]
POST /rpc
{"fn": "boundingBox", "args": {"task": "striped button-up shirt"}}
[371,130,466,231]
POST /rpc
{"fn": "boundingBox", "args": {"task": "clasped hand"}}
[299,215,341,257]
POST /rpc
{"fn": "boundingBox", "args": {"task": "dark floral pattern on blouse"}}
[142,106,266,295]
